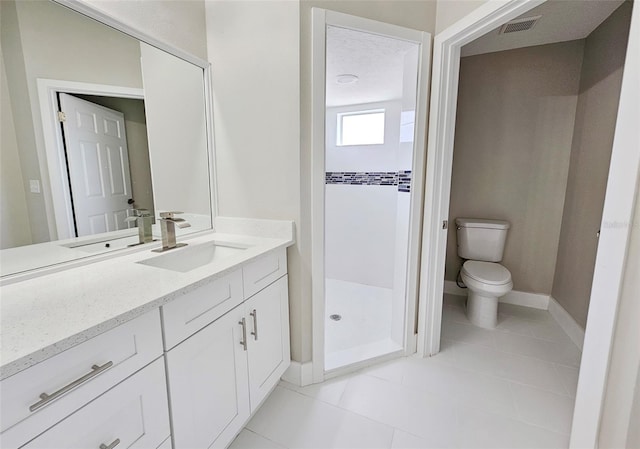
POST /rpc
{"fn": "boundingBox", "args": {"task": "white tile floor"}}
[230,294,581,449]
[325,279,402,370]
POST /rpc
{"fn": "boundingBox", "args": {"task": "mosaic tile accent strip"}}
[326,171,412,193]
[399,170,412,193]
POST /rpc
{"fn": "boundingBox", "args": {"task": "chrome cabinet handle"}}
[239,318,248,351]
[250,309,258,341]
[99,438,120,449]
[29,361,113,412]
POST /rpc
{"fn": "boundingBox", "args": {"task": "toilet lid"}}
[462,261,512,285]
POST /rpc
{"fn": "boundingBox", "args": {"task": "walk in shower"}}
[324,25,420,370]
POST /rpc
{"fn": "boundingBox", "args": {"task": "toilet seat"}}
[462,260,511,285]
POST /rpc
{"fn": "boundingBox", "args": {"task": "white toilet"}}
[456,218,513,329]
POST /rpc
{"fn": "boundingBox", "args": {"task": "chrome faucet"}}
[153,211,191,252]
[126,209,155,246]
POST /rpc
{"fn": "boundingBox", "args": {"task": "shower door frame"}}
[418,1,640,448]
[310,8,432,382]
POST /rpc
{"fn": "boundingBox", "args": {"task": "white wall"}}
[205,0,302,359]
[140,43,210,218]
[324,100,400,289]
[326,101,401,172]
[325,185,398,288]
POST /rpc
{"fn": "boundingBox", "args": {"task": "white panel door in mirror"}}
[60,93,133,236]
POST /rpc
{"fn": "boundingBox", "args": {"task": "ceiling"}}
[462,0,625,57]
[325,1,626,106]
[325,26,417,107]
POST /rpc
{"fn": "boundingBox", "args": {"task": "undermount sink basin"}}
[137,241,250,273]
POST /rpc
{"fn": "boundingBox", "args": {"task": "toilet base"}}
[466,291,499,329]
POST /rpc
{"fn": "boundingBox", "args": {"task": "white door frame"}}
[311,8,431,384]
[37,79,144,240]
[418,2,640,449]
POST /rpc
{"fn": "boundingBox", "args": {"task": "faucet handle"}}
[128,208,151,218]
[159,211,184,219]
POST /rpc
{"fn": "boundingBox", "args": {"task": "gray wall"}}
[551,2,632,328]
[1,50,32,249]
[445,41,584,294]
[1,0,142,243]
[78,0,208,61]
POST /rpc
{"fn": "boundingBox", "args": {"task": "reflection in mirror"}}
[0,0,213,277]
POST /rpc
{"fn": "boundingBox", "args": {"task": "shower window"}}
[336,109,385,146]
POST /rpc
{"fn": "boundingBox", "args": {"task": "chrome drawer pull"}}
[29,361,114,412]
[239,318,248,351]
[99,438,120,449]
[250,309,258,341]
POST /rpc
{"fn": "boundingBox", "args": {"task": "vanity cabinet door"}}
[21,358,170,449]
[245,275,290,413]
[166,306,250,449]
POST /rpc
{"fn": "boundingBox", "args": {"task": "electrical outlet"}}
[29,180,41,194]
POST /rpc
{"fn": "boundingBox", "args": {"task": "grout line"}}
[438,338,580,395]
[444,317,576,349]
[549,362,572,397]
[240,428,289,449]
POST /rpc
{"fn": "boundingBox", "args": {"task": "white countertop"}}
[0,218,295,380]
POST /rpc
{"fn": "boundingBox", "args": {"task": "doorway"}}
[311,10,431,379]
[37,79,153,241]
[418,1,639,447]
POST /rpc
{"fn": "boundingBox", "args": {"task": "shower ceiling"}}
[326,26,417,107]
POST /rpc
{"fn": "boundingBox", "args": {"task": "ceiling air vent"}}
[499,15,542,34]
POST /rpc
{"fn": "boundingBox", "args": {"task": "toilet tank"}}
[455,218,510,262]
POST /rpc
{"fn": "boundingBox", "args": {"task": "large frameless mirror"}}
[0,0,214,277]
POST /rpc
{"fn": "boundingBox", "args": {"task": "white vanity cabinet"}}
[0,311,165,449]
[164,248,290,449]
[165,304,251,449]
[21,358,170,449]
[245,276,290,413]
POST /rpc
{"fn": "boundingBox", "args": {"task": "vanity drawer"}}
[162,270,244,349]
[0,310,163,448]
[242,248,287,298]
[20,358,170,449]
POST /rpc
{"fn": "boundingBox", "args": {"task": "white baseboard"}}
[281,360,314,386]
[444,280,467,296]
[501,290,549,310]
[444,280,549,310]
[548,296,585,350]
